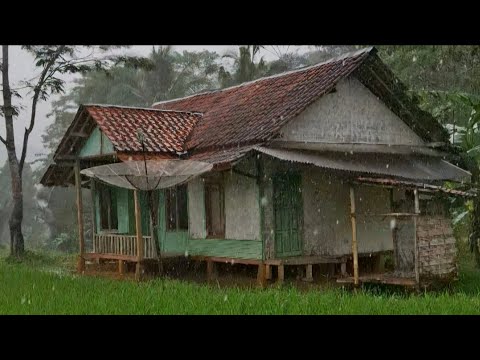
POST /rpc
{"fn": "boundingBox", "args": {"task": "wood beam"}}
[91,179,97,253]
[350,186,359,286]
[75,160,85,273]
[70,132,88,138]
[257,263,267,288]
[277,265,285,284]
[305,264,313,282]
[134,189,144,281]
[413,189,420,285]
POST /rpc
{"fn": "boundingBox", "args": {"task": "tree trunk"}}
[2,45,25,257]
[462,152,480,268]
[9,180,24,257]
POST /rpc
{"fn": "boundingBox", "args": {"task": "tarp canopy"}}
[254,147,471,183]
[80,159,213,191]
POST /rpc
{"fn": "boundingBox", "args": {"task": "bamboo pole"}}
[91,179,97,253]
[350,186,359,286]
[134,189,144,280]
[413,189,420,285]
[74,160,85,273]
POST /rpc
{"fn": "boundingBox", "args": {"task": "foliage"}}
[46,233,77,253]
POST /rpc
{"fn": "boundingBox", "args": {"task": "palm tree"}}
[219,45,267,87]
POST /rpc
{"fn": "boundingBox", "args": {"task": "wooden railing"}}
[93,234,157,259]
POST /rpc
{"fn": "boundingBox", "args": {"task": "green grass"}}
[1,244,480,314]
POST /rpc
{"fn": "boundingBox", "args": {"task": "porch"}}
[85,234,158,261]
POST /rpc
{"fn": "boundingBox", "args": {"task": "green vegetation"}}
[1,242,479,315]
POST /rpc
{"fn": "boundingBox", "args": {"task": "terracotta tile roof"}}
[84,105,202,154]
[153,48,373,150]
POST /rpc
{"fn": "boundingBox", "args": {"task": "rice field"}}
[1,245,479,315]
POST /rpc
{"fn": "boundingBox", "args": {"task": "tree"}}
[219,45,267,87]
[0,45,152,257]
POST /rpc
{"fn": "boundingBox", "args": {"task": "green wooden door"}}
[273,172,303,257]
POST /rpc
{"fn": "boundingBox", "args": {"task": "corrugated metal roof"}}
[254,147,471,183]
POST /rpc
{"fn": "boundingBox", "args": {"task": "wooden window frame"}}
[165,184,188,232]
[98,185,118,233]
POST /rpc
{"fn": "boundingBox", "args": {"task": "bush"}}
[46,233,77,253]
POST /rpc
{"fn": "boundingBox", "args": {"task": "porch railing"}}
[93,234,157,259]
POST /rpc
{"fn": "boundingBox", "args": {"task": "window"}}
[205,181,225,238]
[99,185,118,231]
[166,184,188,231]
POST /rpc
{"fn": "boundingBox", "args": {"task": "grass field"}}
[1,243,480,314]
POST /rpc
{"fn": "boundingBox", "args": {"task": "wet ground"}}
[82,258,344,291]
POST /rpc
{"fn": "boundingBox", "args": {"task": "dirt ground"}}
[81,257,345,291]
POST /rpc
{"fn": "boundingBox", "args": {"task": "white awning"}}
[80,159,213,191]
[254,147,471,183]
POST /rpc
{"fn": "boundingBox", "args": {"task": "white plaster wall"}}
[188,177,206,239]
[224,172,261,240]
[302,167,393,256]
[279,77,425,146]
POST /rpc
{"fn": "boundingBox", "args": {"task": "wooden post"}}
[118,260,125,275]
[277,264,285,284]
[350,186,359,286]
[134,189,144,281]
[340,262,347,277]
[413,189,420,285]
[91,179,97,253]
[265,264,272,280]
[74,160,85,273]
[257,263,267,288]
[305,264,313,282]
[206,260,215,282]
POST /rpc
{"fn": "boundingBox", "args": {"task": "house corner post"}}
[74,159,85,273]
[414,189,420,285]
[134,189,144,281]
[350,185,359,286]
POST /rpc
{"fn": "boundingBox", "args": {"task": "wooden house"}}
[41,47,473,287]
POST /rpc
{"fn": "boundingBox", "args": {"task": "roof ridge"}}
[152,46,374,107]
[83,103,203,115]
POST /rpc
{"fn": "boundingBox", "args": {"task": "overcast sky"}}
[0,45,312,168]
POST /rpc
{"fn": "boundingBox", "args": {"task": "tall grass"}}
[0,244,479,315]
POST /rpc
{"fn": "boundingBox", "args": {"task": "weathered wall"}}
[224,171,261,240]
[259,157,394,258]
[79,127,115,157]
[187,177,207,239]
[391,189,415,274]
[417,215,458,279]
[279,77,425,146]
[302,167,393,256]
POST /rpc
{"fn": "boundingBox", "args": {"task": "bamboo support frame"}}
[350,186,359,286]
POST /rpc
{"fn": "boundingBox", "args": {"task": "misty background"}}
[2,44,480,253]
[0,45,315,168]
